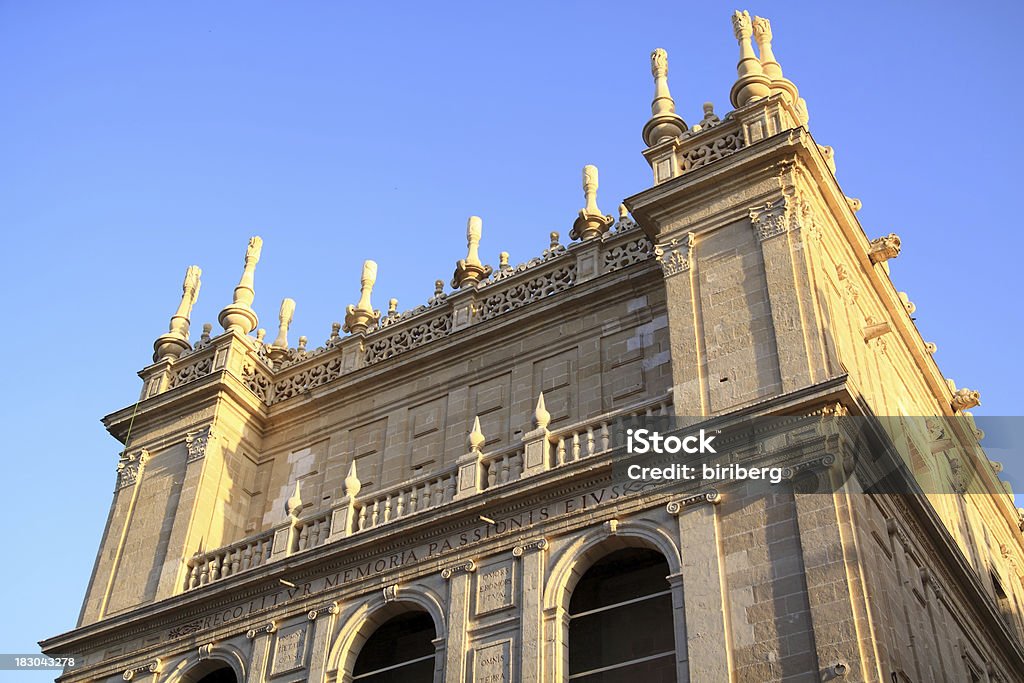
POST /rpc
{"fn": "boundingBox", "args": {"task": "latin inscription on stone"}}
[476,561,514,615]
[473,640,511,683]
[271,623,307,675]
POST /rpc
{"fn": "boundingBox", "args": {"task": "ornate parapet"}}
[642,94,801,185]
[135,224,652,409]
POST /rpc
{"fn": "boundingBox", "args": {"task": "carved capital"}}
[512,538,548,557]
[653,233,694,278]
[441,559,476,579]
[781,454,837,480]
[245,622,277,639]
[308,602,339,620]
[116,449,149,490]
[122,659,161,680]
[666,489,722,515]
[185,426,214,463]
[749,195,811,241]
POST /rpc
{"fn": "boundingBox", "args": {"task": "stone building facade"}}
[42,11,1024,683]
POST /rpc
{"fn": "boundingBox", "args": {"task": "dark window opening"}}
[568,547,676,682]
[353,611,436,682]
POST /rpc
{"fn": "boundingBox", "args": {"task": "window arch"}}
[351,610,436,682]
[567,547,676,682]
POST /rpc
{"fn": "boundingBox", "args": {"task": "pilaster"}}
[442,560,476,682]
[514,539,548,683]
[667,490,730,682]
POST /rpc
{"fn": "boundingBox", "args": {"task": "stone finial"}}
[469,416,486,452]
[218,236,263,334]
[868,233,902,264]
[534,392,551,430]
[153,265,202,362]
[729,10,771,108]
[256,328,266,344]
[344,461,361,499]
[499,252,510,271]
[452,216,493,289]
[619,204,629,222]
[343,260,382,334]
[751,16,807,125]
[951,387,981,412]
[271,298,296,349]
[570,165,615,241]
[199,323,212,345]
[297,336,307,351]
[387,298,399,318]
[642,48,687,146]
[328,322,341,344]
[285,480,304,518]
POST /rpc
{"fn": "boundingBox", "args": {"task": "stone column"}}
[514,539,548,683]
[667,490,730,682]
[442,560,475,682]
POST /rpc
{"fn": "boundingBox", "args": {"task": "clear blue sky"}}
[1,2,1021,680]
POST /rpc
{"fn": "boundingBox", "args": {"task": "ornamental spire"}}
[642,48,687,146]
[570,165,614,241]
[452,216,493,289]
[729,10,771,108]
[153,265,202,362]
[218,236,262,334]
[267,297,296,365]
[751,15,808,125]
[343,260,381,334]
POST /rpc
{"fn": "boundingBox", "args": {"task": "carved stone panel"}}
[469,374,511,449]
[473,639,512,683]
[271,623,308,676]
[601,328,646,409]
[476,560,515,615]
[533,349,577,426]
[349,418,387,492]
[408,396,447,470]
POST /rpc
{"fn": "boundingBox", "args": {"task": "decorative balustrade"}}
[292,509,332,553]
[353,466,459,534]
[186,530,274,590]
[481,447,525,490]
[182,392,672,593]
[550,395,673,467]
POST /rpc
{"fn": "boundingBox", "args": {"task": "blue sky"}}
[1,2,1021,680]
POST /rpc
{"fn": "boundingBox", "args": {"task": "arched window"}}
[178,662,238,683]
[352,610,436,682]
[568,547,676,682]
